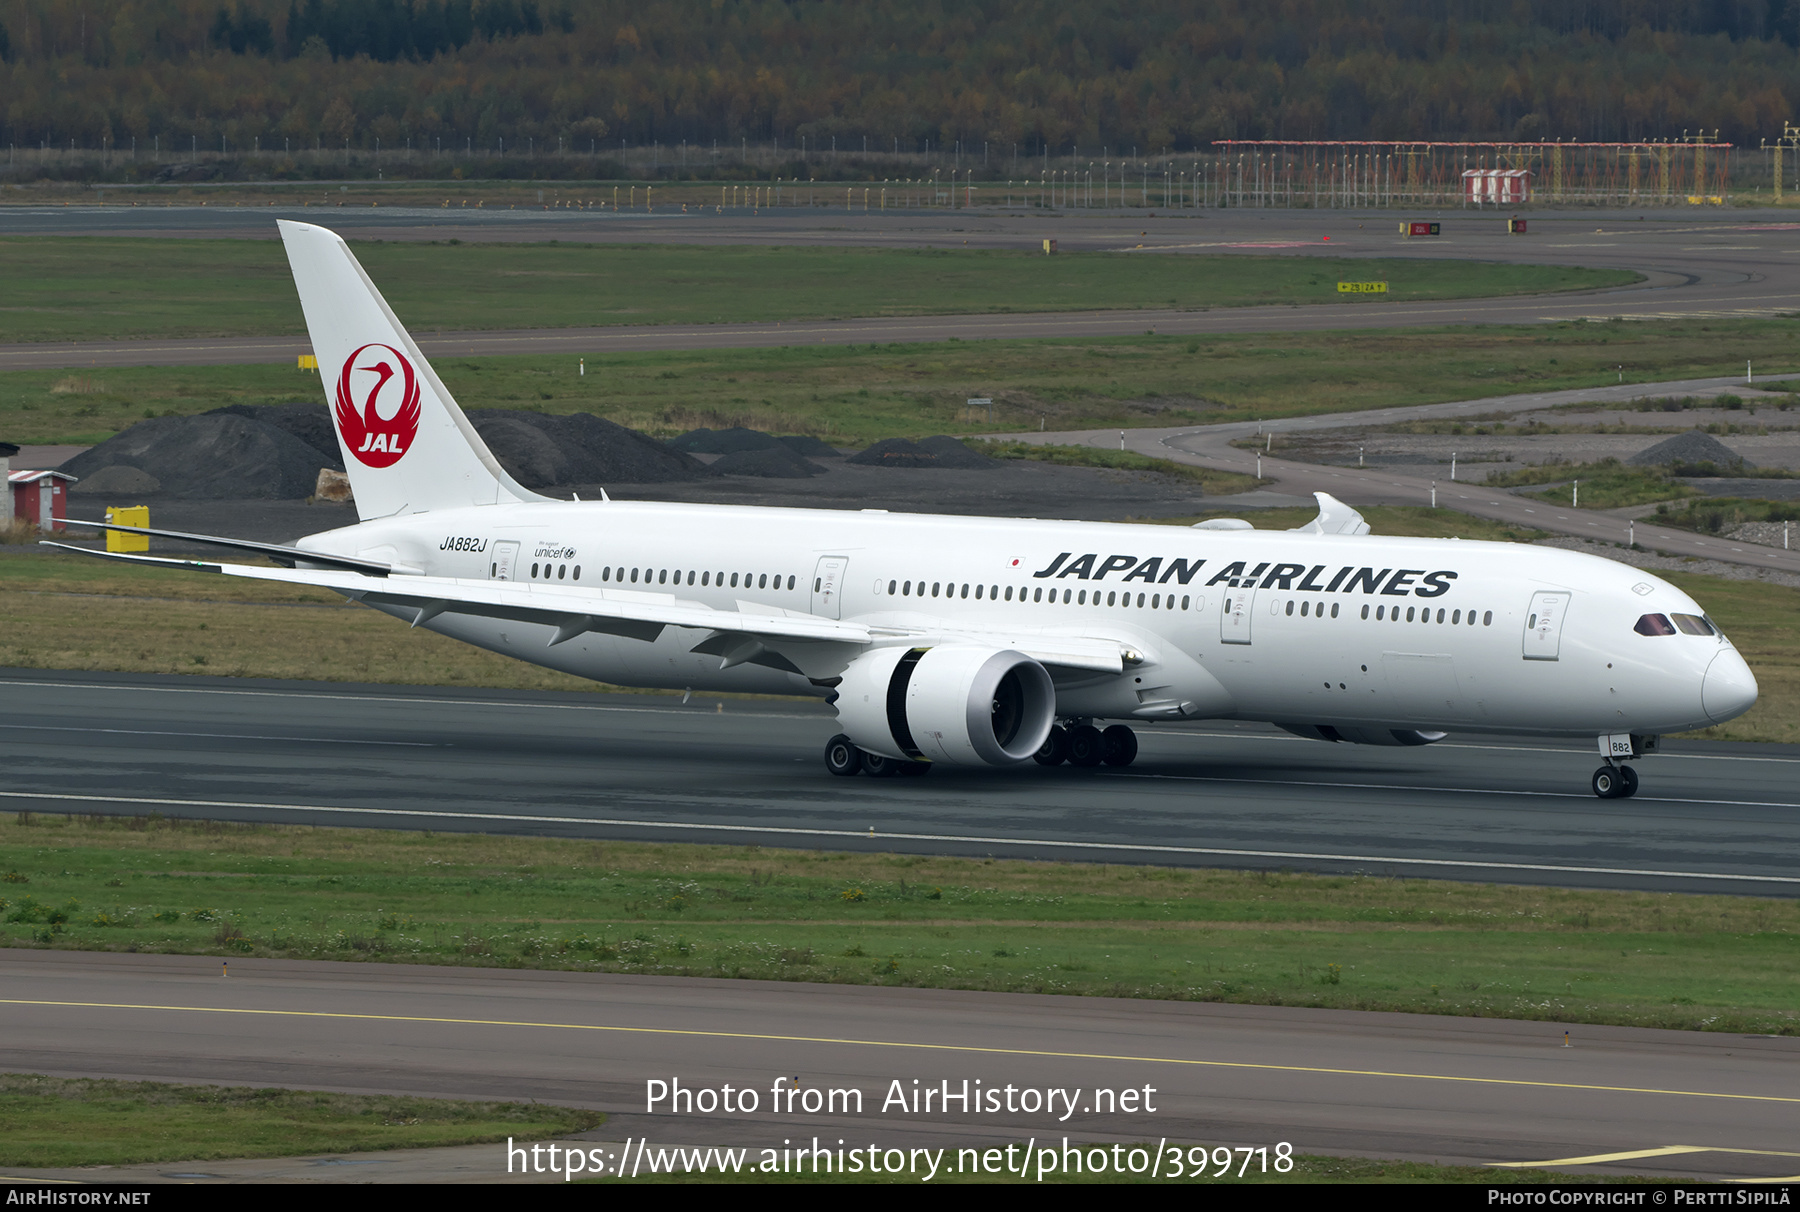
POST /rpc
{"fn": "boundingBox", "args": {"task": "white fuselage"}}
[297,499,1755,740]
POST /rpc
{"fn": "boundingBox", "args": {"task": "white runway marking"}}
[1,790,1793,885]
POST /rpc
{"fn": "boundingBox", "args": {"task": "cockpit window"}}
[1634,613,1676,636]
[1672,613,1717,636]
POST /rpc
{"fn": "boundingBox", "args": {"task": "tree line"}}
[4,0,1800,160]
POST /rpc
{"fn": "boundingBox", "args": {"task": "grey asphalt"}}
[3,205,1798,370]
[1006,373,1800,575]
[1,949,1796,1183]
[3,669,1796,897]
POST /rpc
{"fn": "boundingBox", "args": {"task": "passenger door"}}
[812,556,848,619]
[1522,591,1568,661]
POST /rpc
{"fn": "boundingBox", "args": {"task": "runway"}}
[4,206,1799,370]
[2,949,1797,1182]
[2,669,1796,896]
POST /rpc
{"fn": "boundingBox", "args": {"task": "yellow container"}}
[105,506,149,553]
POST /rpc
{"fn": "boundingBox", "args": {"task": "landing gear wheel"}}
[824,734,862,777]
[1034,725,1070,766]
[1618,765,1639,798]
[862,752,901,778]
[1100,725,1139,767]
[1067,724,1105,768]
[1591,766,1625,799]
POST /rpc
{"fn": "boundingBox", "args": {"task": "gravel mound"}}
[776,434,841,457]
[467,411,709,487]
[206,402,342,467]
[668,426,785,454]
[68,465,162,497]
[847,435,997,469]
[710,446,825,478]
[1627,430,1754,471]
[58,414,336,500]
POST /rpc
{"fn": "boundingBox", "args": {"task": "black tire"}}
[1591,766,1622,799]
[1618,765,1639,798]
[863,751,901,778]
[1034,725,1070,766]
[824,734,862,777]
[1101,724,1139,767]
[1068,724,1105,768]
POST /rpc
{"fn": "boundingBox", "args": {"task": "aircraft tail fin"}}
[278,220,546,519]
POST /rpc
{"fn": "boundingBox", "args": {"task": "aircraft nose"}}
[1703,649,1759,724]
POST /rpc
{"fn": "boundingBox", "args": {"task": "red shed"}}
[9,469,77,531]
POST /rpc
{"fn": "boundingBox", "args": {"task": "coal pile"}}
[776,434,841,457]
[68,465,163,497]
[670,427,841,459]
[207,401,342,467]
[59,413,338,499]
[847,435,997,469]
[1627,430,1754,471]
[467,411,709,488]
[668,426,785,454]
[710,446,825,478]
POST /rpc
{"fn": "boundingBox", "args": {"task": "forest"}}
[3,1,1800,161]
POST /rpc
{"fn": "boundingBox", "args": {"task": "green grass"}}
[0,1073,600,1168]
[0,237,1638,344]
[3,816,1797,1036]
[8,316,1800,447]
[969,440,1261,495]
[1650,496,1800,535]
[1481,459,1701,509]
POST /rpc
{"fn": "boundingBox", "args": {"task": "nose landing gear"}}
[1592,733,1655,798]
[1591,764,1640,799]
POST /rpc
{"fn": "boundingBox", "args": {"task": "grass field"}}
[0,1073,601,1169]
[0,237,1637,344]
[2,816,1795,1036]
[7,317,1800,447]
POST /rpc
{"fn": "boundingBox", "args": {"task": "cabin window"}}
[1285,600,1294,616]
[559,565,567,580]
[1375,605,1384,620]
[1330,603,1339,618]
[961,583,970,599]
[659,569,667,584]
[991,585,999,599]
[1483,611,1493,625]
[888,580,897,595]
[1361,605,1369,620]
[731,573,739,588]
[1182,595,1192,611]
[758,574,767,589]
[573,567,580,580]
[1034,588,1043,602]
[1299,601,1309,617]
[1452,609,1461,624]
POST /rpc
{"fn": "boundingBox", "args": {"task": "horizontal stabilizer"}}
[65,520,395,575]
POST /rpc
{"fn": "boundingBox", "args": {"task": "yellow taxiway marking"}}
[3,998,1797,1107]
[1492,1144,1800,1167]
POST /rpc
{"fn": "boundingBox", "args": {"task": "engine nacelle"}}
[835,646,1056,766]
[1277,723,1448,747]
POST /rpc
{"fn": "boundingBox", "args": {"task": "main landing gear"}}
[1035,721,1138,768]
[823,735,929,778]
[1591,764,1640,799]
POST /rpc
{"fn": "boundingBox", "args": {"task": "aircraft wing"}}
[43,544,875,648]
[43,541,1133,674]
